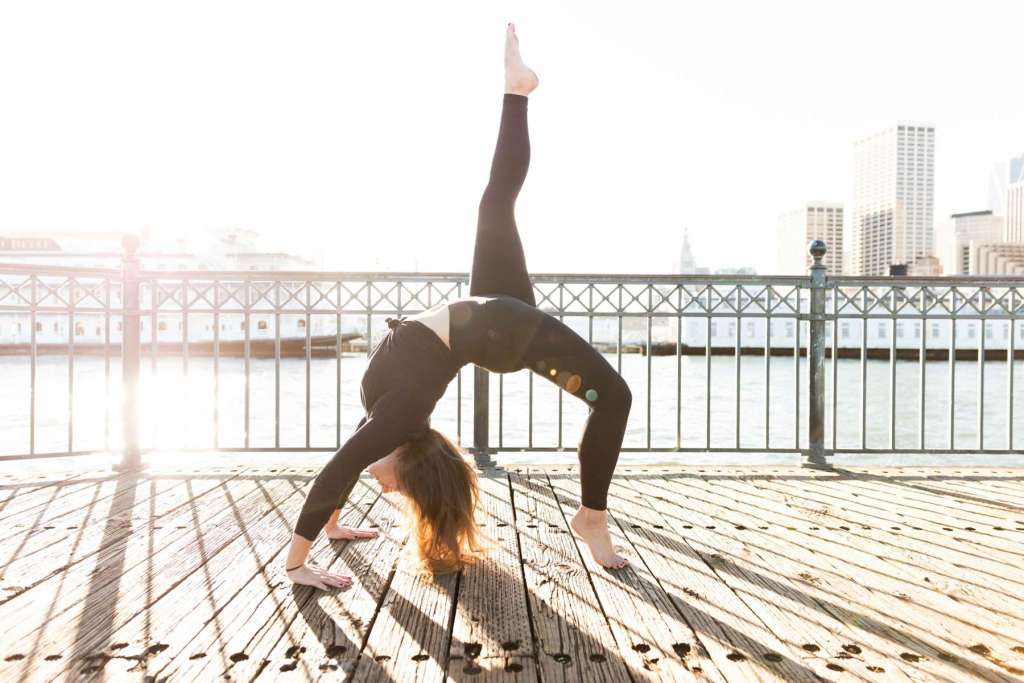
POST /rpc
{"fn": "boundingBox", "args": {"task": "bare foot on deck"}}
[570,507,629,569]
[286,563,352,591]
[324,525,379,541]
[505,23,539,96]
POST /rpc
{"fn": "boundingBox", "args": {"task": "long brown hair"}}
[393,429,484,574]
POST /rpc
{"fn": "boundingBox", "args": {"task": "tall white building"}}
[1007,153,1024,243]
[776,202,844,275]
[937,210,1004,275]
[851,123,936,276]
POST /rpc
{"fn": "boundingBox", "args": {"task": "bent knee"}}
[589,377,632,413]
[619,380,633,412]
[478,191,515,217]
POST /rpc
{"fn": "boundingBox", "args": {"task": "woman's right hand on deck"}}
[286,563,353,591]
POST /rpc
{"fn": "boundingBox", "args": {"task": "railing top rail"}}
[0,263,808,285]
[1,261,1021,288]
[133,271,814,285]
[831,275,1024,286]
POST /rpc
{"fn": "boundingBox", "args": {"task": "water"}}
[2,353,1022,465]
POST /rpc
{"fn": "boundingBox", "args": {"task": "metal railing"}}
[0,238,1021,466]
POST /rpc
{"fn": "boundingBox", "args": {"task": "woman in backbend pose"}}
[285,23,633,589]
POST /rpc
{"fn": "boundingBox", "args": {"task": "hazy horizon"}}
[1,0,1021,275]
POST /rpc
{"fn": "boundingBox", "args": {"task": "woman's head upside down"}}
[393,429,484,574]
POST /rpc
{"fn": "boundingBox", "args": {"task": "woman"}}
[286,23,633,590]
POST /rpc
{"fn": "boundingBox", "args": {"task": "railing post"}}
[803,239,832,468]
[116,234,142,470]
[473,366,494,467]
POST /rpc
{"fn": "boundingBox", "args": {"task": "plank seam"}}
[541,470,639,683]
[505,469,543,683]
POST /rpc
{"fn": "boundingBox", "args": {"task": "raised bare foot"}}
[324,524,379,541]
[504,23,538,96]
[570,507,629,569]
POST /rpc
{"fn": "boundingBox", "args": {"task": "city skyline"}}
[4,141,1021,278]
[0,1,1022,276]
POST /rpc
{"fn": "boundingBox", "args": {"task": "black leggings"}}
[468,94,536,306]
[292,94,631,541]
[462,94,633,511]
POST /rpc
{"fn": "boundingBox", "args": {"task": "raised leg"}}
[469,24,539,306]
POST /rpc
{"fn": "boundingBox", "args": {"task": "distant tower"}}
[851,123,936,275]
[1007,153,1024,243]
[987,160,1010,215]
[679,229,697,273]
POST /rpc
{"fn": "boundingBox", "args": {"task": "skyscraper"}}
[851,123,935,276]
[776,202,844,275]
[1006,153,1024,243]
[937,210,1004,275]
[986,159,1010,215]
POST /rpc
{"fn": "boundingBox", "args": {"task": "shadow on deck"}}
[0,458,1022,681]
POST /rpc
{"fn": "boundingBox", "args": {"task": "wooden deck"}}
[0,459,1023,682]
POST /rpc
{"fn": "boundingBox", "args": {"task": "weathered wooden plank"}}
[0,471,238,604]
[782,473,1024,573]
[0,470,107,526]
[903,471,1024,510]
[632,471,916,681]
[0,473,183,550]
[347,519,458,682]
[446,471,535,681]
[753,470,1024,574]
[833,472,1024,542]
[0,469,95,521]
[0,462,1018,682]
[191,482,403,682]
[0,469,73,511]
[242,485,405,682]
[600,474,820,682]
[544,470,724,682]
[62,473,375,680]
[0,466,259,549]
[0,470,254,619]
[509,469,632,683]
[54,472,317,680]
[0,472,179,552]
[0,472,306,680]
[671,471,1019,681]
[731,473,1024,679]
[140,479,385,679]
[750,473,1024,620]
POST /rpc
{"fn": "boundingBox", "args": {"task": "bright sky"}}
[1,1,1021,274]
